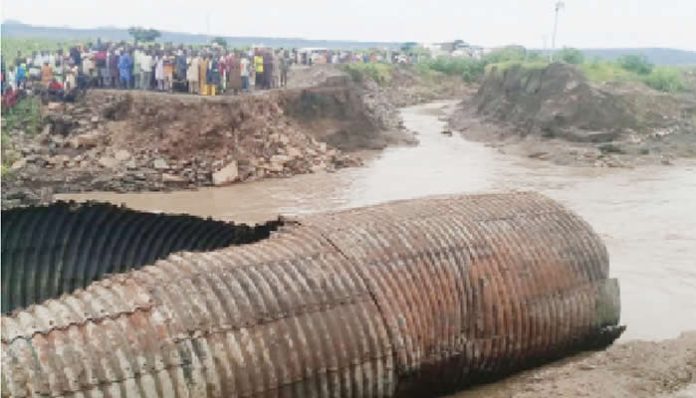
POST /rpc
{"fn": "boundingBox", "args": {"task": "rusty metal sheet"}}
[1,192,622,397]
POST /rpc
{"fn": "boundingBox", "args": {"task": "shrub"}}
[556,47,585,64]
[343,63,393,85]
[642,67,685,92]
[483,46,527,63]
[618,55,653,75]
[580,61,638,83]
[423,57,486,82]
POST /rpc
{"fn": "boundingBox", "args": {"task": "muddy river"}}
[60,100,696,342]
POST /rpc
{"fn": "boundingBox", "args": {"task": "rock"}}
[286,147,302,159]
[212,161,239,186]
[42,124,52,136]
[270,154,291,165]
[98,156,120,169]
[10,158,27,171]
[528,151,550,159]
[114,149,131,161]
[125,159,138,169]
[162,173,188,183]
[47,102,63,111]
[69,132,100,149]
[48,155,70,166]
[91,116,100,123]
[153,158,169,170]
[441,129,453,136]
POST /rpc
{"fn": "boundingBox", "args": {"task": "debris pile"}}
[2,90,361,208]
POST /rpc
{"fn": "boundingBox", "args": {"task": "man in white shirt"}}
[139,50,153,90]
[240,56,250,92]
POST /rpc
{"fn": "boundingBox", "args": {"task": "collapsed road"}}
[1,192,623,397]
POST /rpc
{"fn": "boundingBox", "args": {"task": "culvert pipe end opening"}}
[1,192,623,397]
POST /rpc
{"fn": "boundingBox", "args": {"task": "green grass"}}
[485,60,550,75]
[580,61,641,83]
[642,67,685,93]
[2,96,43,135]
[343,63,394,85]
[1,37,84,61]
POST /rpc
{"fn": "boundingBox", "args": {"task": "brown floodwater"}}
[60,100,696,342]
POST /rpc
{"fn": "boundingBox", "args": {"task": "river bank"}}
[58,101,696,396]
[21,101,696,397]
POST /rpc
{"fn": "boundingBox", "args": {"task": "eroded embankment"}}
[1,78,412,208]
[449,63,696,167]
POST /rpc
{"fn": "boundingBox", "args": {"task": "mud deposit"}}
[60,102,696,396]
[449,63,696,167]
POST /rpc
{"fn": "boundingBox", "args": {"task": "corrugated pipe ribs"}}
[1,192,624,397]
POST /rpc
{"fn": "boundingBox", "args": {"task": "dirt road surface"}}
[451,332,696,398]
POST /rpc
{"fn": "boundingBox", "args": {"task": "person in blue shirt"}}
[16,63,27,89]
[118,50,133,89]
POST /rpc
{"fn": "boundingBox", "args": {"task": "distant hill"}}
[4,21,695,65]
[1,21,400,50]
[579,48,696,66]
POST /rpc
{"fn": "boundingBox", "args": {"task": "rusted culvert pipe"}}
[1,202,281,314]
[1,192,623,397]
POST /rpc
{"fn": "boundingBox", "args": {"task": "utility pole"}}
[551,1,565,60]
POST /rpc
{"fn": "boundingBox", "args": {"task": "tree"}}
[211,36,228,48]
[128,26,161,43]
[618,55,653,75]
[556,47,584,64]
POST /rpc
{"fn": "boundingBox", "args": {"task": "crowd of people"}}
[2,40,295,98]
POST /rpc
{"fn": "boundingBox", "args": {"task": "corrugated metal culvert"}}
[1,192,623,397]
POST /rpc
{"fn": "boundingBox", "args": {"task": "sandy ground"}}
[449,332,696,398]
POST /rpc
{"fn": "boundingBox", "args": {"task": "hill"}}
[580,48,696,66]
[1,21,399,50]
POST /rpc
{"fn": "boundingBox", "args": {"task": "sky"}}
[2,0,696,50]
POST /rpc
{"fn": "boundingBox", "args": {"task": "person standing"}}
[118,50,133,89]
[228,52,242,94]
[139,50,153,90]
[279,52,289,87]
[41,61,54,87]
[155,53,165,91]
[187,53,200,94]
[6,65,17,91]
[65,63,77,91]
[110,50,120,88]
[163,54,174,92]
[207,55,218,96]
[240,55,250,93]
[132,47,142,89]
[175,50,187,89]
[254,52,264,89]
[199,54,209,96]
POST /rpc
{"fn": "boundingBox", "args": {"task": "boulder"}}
[98,156,120,169]
[162,173,188,183]
[10,158,27,171]
[69,133,100,149]
[212,161,239,186]
[153,158,169,170]
[114,150,131,161]
[286,147,302,159]
[47,102,63,111]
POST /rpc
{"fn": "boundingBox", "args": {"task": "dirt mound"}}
[475,63,635,140]
[449,63,696,166]
[284,76,414,150]
[1,90,363,208]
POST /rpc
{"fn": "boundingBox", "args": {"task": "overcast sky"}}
[3,0,695,50]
